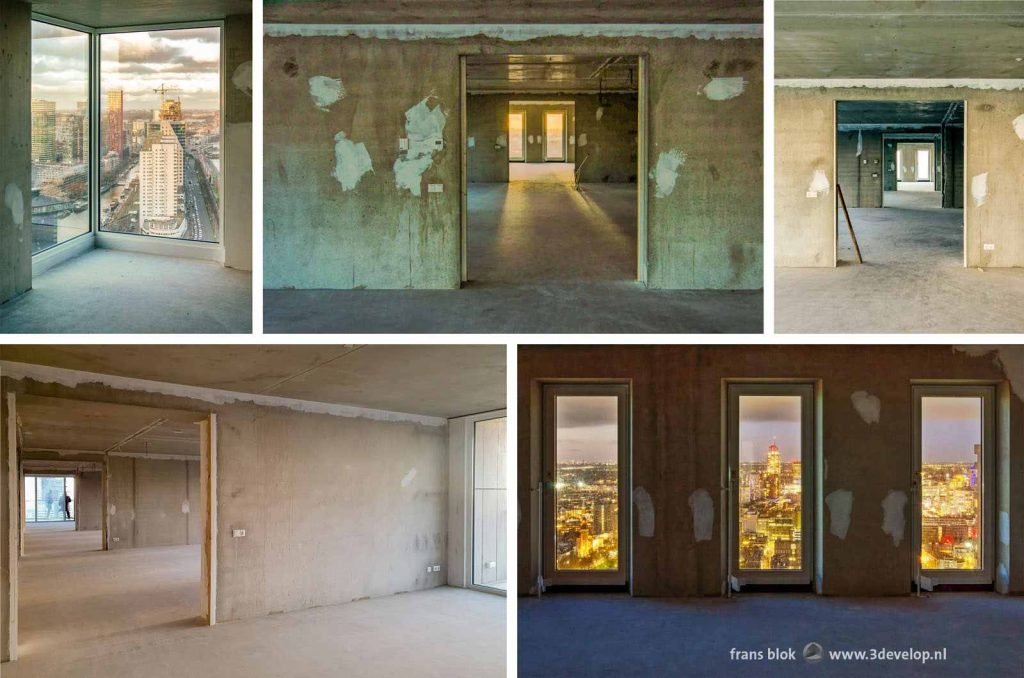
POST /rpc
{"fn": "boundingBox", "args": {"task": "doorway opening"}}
[462,54,646,286]
[834,101,965,266]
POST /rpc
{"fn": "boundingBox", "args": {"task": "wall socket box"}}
[112,536,119,542]
[426,564,441,573]
[399,138,409,151]
[984,243,996,251]
[806,191,818,198]
[432,565,441,572]
[232,528,246,538]
[427,183,443,193]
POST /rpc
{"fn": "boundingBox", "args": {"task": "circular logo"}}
[803,642,824,663]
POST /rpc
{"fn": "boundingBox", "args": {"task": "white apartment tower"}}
[138,121,183,222]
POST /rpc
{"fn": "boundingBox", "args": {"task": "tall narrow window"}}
[508,112,525,162]
[542,384,629,586]
[916,149,930,180]
[99,28,221,242]
[914,385,994,586]
[30,21,90,255]
[473,416,507,591]
[727,383,814,586]
[544,112,565,161]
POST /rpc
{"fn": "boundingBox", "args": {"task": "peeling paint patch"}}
[650,150,686,198]
[309,75,345,111]
[971,172,988,207]
[808,169,830,196]
[394,97,446,196]
[850,391,881,425]
[596,106,604,120]
[1000,510,1010,545]
[4,183,24,227]
[231,61,253,97]
[881,491,907,546]
[856,130,863,156]
[528,134,535,144]
[577,133,588,147]
[331,131,373,191]
[496,134,507,148]
[825,489,853,539]
[688,489,714,542]
[401,468,417,487]
[703,77,746,100]
[1014,114,1024,140]
[181,501,190,514]
[997,563,1009,588]
[633,486,655,537]
[569,135,575,145]
[467,136,475,148]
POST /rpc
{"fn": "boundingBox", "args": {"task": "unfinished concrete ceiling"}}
[32,0,251,27]
[0,345,506,418]
[467,55,639,94]
[837,100,964,129]
[264,0,762,24]
[18,396,201,457]
[777,1,1024,79]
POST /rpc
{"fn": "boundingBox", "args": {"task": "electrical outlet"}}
[427,183,443,193]
[399,138,409,151]
[112,536,120,542]
[806,191,817,198]
[984,243,996,251]
[432,565,441,572]
[232,528,246,538]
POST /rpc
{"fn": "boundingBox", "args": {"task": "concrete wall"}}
[575,94,638,183]
[0,0,32,305]
[467,95,579,181]
[264,30,762,290]
[76,470,102,531]
[836,130,883,208]
[223,13,253,271]
[107,456,200,549]
[776,86,1024,267]
[517,345,1024,598]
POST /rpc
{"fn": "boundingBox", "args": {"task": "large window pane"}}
[554,395,619,571]
[508,113,524,161]
[24,476,36,523]
[737,395,803,571]
[473,417,507,591]
[921,397,983,571]
[31,22,90,254]
[36,476,67,521]
[545,112,564,160]
[100,28,221,242]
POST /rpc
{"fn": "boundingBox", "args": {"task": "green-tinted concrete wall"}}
[264,30,763,290]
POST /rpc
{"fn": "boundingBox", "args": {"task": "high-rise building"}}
[106,90,124,157]
[55,113,84,163]
[139,122,183,223]
[31,99,57,162]
[159,97,183,121]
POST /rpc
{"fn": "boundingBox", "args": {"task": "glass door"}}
[473,414,507,592]
[544,111,565,161]
[508,112,525,162]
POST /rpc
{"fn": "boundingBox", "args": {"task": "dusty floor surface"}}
[776,199,1024,333]
[0,249,251,333]
[12,528,504,677]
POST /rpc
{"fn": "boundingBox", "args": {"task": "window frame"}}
[24,473,76,524]
[542,110,566,162]
[30,13,226,265]
[465,409,508,596]
[507,111,526,162]
[541,382,630,587]
[726,381,816,587]
[911,383,996,587]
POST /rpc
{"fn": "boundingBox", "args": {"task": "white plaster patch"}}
[467,136,475,148]
[496,134,507,148]
[401,468,417,487]
[650,150,686,198]
[633,486,655,537]
[687,489,714,542]
[808,169,830,196]
[850,391,881,425]
[331,131,373,191]
[596,106,604,121]
[856,130,863,156]
[309,75,345,111]
[881,491,907,546]
[181,501,190,514]
[971,172,988,207]
[703,77,746,100]
[569,135,575,145]
[528,134,535,144]
[997,563,1009,588]
[4,183,24,227]
[1013,114,1024,140]
[1000,510,1010,545]
[825,489,853,539]
[108,504,117,516]
[577,133,588,147]
[231,61,253,97]
[394,97,446,196]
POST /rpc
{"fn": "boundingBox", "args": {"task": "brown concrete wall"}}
[107,456,200,549]
[0,0,32,305]
[76,470,102,531]
[517,345,1024,597]
[575,94,638,183]
[223,13,253,272]
[264,32,762,290]
[836,131,882,208]
[776,86,1024,267]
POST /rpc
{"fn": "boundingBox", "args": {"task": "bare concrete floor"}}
[519,593,1024,677]
[0,249,251,334]
[265,181,761,333]
[11,534,504,678]
[776,202,1024,333]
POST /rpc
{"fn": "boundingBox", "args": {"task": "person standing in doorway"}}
[64,494,72,520]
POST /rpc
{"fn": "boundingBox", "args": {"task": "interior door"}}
[542,383,629,586]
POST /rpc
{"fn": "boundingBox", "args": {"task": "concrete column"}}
[942,126,955,208]
[222,14,252,272]
[1,389,19,661]
[0,0,33,304]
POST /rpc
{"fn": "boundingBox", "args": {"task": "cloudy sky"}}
[922,396,982,463]
[556,396,619,464]
[32,22,219,112]
[739,395,802,463]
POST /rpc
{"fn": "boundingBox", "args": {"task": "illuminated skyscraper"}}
[31,99,56,162]
[106,89,124,157]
